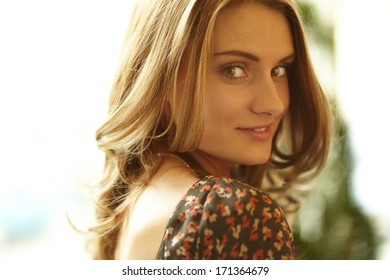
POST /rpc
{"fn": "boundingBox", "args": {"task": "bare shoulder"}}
[115,157,199,259]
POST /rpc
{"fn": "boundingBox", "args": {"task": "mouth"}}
[249,127,268,133]
[236,125,273,141]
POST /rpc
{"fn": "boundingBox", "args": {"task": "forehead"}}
[213,2,294,58]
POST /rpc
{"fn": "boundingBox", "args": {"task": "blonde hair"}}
[89,0,331,259]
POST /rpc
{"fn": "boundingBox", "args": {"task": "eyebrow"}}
[214,50,260,62]
[214,50,295,63]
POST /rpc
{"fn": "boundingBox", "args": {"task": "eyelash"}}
[271,64,292,78]
[221,62,293,81]
[221,63,248,80]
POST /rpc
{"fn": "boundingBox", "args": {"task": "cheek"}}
[278,83,290,114]
[203,84,241,127]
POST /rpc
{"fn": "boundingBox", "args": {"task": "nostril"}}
[250,97,286,118]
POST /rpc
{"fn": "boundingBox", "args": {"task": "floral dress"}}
[156,176,294,260]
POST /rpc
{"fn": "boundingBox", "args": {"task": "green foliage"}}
[294,105,379,259]
[293,1,379,259]
[298,1,334,51]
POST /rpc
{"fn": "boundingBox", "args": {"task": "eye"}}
[221,64,248,80]
[271,65,290,77]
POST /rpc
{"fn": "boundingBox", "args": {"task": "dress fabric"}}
[155,175,294,260]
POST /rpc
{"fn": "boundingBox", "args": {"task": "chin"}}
[236,154,271,166]
[242,159,269,166]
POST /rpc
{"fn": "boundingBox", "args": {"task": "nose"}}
[249,76,287,117]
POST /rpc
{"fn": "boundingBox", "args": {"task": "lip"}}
[236,124,273,141]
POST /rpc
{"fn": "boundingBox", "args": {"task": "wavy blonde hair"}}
[89,0,331,259]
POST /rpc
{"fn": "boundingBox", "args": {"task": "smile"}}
[237,125,273,141]
[251,127,268,133]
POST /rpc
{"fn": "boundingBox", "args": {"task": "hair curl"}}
[88,0,331,259]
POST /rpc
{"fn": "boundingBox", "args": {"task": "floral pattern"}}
[156,176,294,260]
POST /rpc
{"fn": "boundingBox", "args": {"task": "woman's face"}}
[194,2,295,174]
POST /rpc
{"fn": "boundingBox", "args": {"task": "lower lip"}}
[237,127,272,141]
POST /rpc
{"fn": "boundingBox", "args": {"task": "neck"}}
[189,150,233,177]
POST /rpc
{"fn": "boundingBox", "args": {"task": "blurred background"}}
[0,0,389,260]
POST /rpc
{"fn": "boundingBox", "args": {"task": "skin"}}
[191,2,295,176]
[117,2,295,259]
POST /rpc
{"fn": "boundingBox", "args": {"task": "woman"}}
[89,0,331,260]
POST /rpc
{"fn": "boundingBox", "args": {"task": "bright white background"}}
[0,0,389,260]
[334,0,390,259]
[0,0,136,259]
